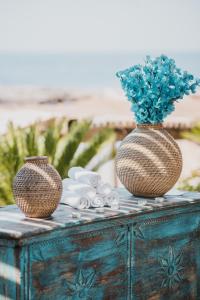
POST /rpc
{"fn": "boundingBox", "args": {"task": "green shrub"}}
[179,123,200,192]
[181,122,200,144]
[179,170,200,192]
[0,119,115,205]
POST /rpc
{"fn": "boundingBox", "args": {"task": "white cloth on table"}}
[62,178,96,199]
[103,191,120,207]
[63,166,120,209]
[90,195,104,208]
[68,167,101,188]
[61,190,90,209]
[96,183,112,196]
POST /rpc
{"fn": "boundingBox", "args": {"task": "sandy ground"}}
[0,87,199,131]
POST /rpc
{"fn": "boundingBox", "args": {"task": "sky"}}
[0,0,199,53]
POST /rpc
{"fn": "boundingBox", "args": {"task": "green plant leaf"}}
[0,118,115,205]
[70,128,115,168]
[55,120,91,178]
[181,122,200,144]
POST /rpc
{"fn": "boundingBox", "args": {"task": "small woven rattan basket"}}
[13,156,62,218]
[115,124,182,197]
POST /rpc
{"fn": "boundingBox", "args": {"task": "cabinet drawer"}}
[29,226,129,300]
[131,212,200,300]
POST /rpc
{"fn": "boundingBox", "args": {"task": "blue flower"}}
[116,55,200,124]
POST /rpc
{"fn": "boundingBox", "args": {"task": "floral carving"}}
[158,246,184,289]
[66,268,96,299]
[115,231,126,247]
[132,223,144,240]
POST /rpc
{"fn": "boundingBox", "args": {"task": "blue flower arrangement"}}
[116,55,200,124]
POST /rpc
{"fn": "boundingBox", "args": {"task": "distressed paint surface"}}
[131,213,200,300]
[0,190,200,299]
[0,246,18,299]
[29,227,129,299]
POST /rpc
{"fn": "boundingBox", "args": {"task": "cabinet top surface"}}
[0,188,200,241]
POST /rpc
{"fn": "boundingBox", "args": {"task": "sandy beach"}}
[0,86,200,132]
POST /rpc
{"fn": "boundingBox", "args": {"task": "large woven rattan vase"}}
[115,124,182,197]
[13,156,62,218]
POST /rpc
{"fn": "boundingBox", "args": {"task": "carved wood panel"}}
[29,226,129,300]
[131,213,200,300]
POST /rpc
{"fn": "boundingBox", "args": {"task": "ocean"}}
[0,52,200,89]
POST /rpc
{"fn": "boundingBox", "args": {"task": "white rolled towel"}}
[90,195,104,208]
[61,191,90,209]
[104,191,120,207]
[96,183,113,196]
[68,167,101,188]
[62,178,96,199]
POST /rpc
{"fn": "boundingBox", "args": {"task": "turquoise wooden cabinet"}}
[0,189,200,299]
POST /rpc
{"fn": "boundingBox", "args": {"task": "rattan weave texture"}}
[13,156,62,218]
[115,124,182,197]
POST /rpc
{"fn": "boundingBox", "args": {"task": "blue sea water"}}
[0,52,200,89]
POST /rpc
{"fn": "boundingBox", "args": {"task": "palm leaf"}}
[92,143,116,171]
[0,127,22,179]
[43,118,66,164]
[70,128,115,168]
[55,120,91,178]
[0,119,115,205]
[44,120,59,163]
[25,125,39,156]
[0,183,13,205]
